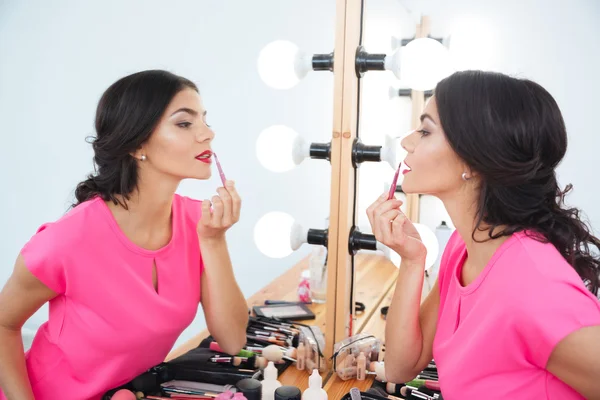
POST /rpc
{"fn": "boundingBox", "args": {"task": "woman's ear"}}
[468,167,480,179]
[130,148,146,161]
[460,164,479,181]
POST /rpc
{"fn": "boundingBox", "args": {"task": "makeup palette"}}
[252,304,315,321]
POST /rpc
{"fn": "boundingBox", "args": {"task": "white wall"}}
[1,0,599,349]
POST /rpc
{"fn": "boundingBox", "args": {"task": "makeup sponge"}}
[112,389,137,400]
[263,345,284,362]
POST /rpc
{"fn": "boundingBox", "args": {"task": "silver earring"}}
[462,172,469,181]
[140,155,146,161]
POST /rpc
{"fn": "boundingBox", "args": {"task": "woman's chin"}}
[183,171,211,180]
[400,180,415,194]
[399,182,428,196]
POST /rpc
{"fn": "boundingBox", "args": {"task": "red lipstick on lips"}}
[402,162,412,175]
[387,161,412,200]
[195,150,212,164]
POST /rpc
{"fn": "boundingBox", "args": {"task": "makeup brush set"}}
[102,317,307,399]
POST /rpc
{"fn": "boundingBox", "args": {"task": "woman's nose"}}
[197,126,215,142]
[401,130,416,152]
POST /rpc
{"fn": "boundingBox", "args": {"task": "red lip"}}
[195,150,212,164]
[402,160,412,175]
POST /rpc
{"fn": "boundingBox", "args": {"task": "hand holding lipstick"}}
[366,192,426,266]
[197,154,241,240]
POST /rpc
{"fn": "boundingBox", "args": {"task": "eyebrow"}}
[420,113,436,125]
[170,108,206,117]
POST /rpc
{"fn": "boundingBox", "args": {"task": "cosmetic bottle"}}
[262,361,282,400]
[302,370,327,400]
[296,342,305,370]
[356,352,366,380]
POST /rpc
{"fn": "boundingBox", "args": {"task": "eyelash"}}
[176,120,211,128]
[417,129,430,137]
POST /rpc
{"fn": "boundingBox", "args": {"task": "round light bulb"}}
[257,40,305,90]
[256,125,299,173]
[413,223,439,270]
[254,212,296,258]
[290,222,308,251]
[380,134,398,169]
[401,38,453,91]
[381,223,438,269]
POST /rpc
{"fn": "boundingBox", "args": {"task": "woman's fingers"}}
[201,199,212,226]
[390,211,408,246]
[369,197,403,242]
[225,181,241,223]
[367,192,389,227]
[378,209,401,246]
[210,195,223,226]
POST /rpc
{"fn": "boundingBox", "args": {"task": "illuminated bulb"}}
[414,223,439,270]
[378,223,439,270]
[257,40,313,90]
[403,38,453,90]
[256,125,299,173]
[290,222,308,251]
[290,222,328,251]
[254,212,296,258]
[292,135,310,166]
[380,134,398,169]
[385,38,452,90]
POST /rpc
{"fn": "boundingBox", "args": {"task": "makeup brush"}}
[400,386,439,400]
[209,342,255,358]
[209,356,246,367]
[249,318,299,335]
[244,345,266,353]
[246,334,286,347]
[366,387,402,400]
[252,324,295,336]
[248,329,289,340]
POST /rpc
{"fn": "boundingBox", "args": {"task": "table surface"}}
[166,252,401,395]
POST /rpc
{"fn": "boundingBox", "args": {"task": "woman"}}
[367,71,600,399]
[0,70,249,400]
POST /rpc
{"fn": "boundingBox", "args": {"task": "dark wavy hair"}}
[73,70,198,209]
[435,70,600,295]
